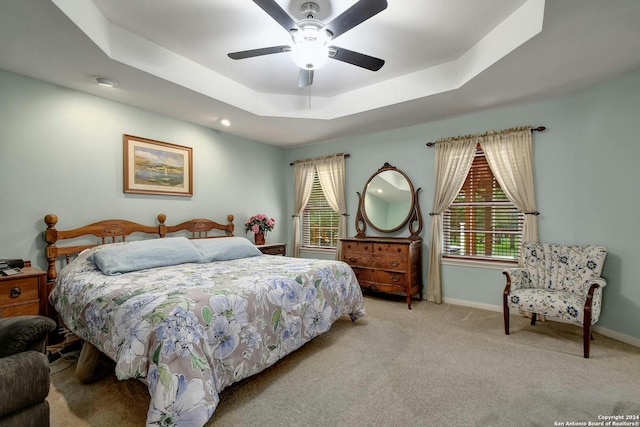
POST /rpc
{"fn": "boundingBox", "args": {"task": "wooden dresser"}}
[0,264,47,318]
[341,237,422,309]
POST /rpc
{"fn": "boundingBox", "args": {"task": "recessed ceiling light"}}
[95,77,117,87]
[220,119,231,127]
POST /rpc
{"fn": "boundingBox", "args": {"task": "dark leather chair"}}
[0,315,57,427]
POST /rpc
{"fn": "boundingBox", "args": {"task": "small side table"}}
[0,263,47,318]
[256,243,286,256]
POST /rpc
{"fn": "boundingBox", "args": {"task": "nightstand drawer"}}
[0,302,39,317]
[257,243,286,256]
[0,277,39,306]
[0,266,47,318]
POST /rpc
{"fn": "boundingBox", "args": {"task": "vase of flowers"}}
[245,214,275,245]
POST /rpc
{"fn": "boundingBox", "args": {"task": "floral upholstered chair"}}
[503,242,608,358]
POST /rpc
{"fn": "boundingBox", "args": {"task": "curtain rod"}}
[425,126,546,147]
[289,153,350,166]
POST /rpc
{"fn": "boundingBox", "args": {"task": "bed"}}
[44,213,366,427]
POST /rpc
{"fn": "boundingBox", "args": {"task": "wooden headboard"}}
[43,213,235,285]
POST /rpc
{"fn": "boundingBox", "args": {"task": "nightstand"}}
[0,264,47,318]
[256,243,286,256]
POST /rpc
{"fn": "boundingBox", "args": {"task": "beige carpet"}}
[48,295,640,426]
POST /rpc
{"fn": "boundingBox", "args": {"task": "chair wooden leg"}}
[530,312,537,326]
[503,290,510,335]
[503,305,510,335]
[583,322,592,358]
[583,284,596,358]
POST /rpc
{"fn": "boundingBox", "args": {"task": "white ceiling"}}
[1,0,639,147]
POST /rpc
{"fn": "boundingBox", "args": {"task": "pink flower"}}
[245,214,275,235]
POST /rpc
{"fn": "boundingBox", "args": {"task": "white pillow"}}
[191,237,262,262]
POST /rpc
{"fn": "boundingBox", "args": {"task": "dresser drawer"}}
[342,241,373,254]
[368,256,408,271]
[342,253,372,267]
[373,243,409,256]
[370,270,408,287]
[350,267,371,282]
[0,277,39,306]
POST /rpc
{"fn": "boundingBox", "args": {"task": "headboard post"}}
[158,214,167,238]
[227,215,235,236]
[44,214,59,283]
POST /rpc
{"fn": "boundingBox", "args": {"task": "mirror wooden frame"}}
[355,162,422,239]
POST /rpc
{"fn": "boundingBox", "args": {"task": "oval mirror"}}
[362,165,415,232]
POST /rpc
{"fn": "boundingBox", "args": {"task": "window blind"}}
[443,146,523,262]
[302,172,340,249]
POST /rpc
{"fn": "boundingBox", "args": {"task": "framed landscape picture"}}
[123,134,193,196]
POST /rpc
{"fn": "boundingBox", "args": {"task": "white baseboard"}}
[441,297,640,349]
[442,297,502,314]
[592,325,640,348]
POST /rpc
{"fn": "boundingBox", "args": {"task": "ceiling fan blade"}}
[298,69,314,87]
[228,45,290,60]
[252,0,299,32]
[324,0,388,39]
[329,46,385,71]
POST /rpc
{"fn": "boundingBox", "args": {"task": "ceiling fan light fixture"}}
[291,21,331,70]
[292,40,329,70]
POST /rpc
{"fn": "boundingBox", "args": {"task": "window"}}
[302,171,341,249]
[443,145,523,263]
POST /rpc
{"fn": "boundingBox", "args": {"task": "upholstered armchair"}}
[503,242,608,358]
[0,315,57,426]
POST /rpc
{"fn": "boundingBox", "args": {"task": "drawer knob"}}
[10,286,22,298]
[390,261,400,267]
[349,257,358,263]
[391,276,400,282]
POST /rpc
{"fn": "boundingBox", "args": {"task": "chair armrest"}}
[0,351,50,418]
[0,316,57,358]
[503,268,532,292]
[586,277,607,289]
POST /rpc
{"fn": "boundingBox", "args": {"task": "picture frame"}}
[123,134,193,196]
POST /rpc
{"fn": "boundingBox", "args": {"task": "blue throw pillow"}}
[90,236,204,275]
[191,237,262,262]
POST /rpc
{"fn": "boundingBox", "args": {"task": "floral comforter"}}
[50,252,366,426]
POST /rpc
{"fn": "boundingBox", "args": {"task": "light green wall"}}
[2,66,638,342]
[0,70,288,268]
[286,69,640,342]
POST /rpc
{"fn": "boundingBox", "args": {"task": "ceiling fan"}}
[228,0,388,88]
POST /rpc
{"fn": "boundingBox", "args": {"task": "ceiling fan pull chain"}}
[308,86,311,110]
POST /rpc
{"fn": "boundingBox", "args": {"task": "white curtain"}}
[427,139,477,303]
[292,161,315,258]
[481,128,539,245]
[316,155,347,260]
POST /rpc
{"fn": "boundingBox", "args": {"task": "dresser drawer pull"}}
[390,261,400,267]
[349,257,359,263]
[391,276,400,282]
[10,286,22,298]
